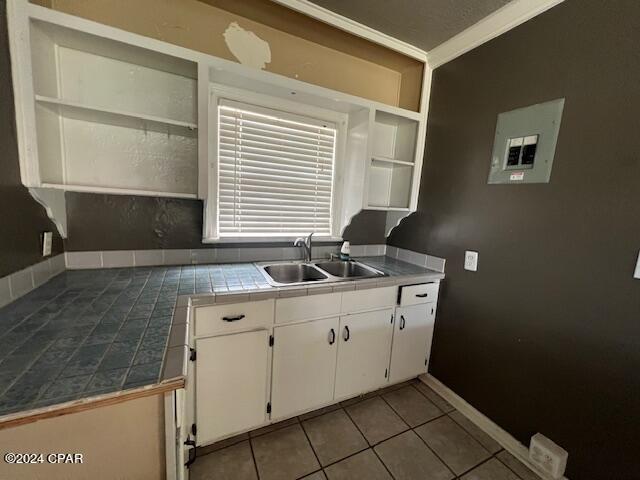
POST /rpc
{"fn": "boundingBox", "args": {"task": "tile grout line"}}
[193,385,522,480]
[446,410,504,457]
[247,433,262,480]
[1,273,116,407]
[372,386,460,479]
[298,416,324,473]
[340,398,405,479]
[495,452,530,480]
[29,270,138,405]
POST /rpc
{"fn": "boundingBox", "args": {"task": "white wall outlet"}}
[464,251,478,271]
[634,250,640,279]
[42,231,53,257]
[529,433,568,479]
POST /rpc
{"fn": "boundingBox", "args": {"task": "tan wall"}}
[32,0,423,110]
[0,395,166,480]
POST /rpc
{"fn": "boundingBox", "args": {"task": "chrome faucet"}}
[294,233,314,263]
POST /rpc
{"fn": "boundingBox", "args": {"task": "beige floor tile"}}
[415,416,491,475]
[191,440,257,480]
[449,410,502,454]
[376,379,416,396]
[251,424,320,480]
[497,451,541,480]
[461,458,522,480]
[249,416,298,437]
[303,409,368,466]
[324,449,392,480]
[196,432,249,456]
[374,430,454,480]
[414,382,456,413]
[346,397,409,445]
[383,385,443,426]
[300,471,327,480]
[299,403,342,421]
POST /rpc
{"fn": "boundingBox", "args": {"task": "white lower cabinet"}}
[389,303,435,383]
[334,308,395,399]
[270,317,339,420]
[189,283,440,447]
[195,330,270,446]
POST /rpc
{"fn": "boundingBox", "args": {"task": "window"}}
[217,100,337,237]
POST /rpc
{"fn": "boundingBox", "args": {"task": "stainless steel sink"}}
[262,263,327,285]
[258,260,385,286]
[314,260,382,279]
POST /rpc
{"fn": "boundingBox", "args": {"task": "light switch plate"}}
[42,231,52,257]
[464,251,478,272]
[634,251,640,279]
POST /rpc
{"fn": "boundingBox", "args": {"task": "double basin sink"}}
[259,260,385,287]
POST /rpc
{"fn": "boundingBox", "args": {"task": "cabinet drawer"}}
[341,286,397,313]
[399,283,439,306]
[276,293,341,324]
[194,300,274,337]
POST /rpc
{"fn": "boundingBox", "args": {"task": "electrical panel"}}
[488,98,564,184]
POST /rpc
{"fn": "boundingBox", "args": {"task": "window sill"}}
[201,236,344,244]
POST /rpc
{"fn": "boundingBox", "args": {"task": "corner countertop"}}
[0,256,443,427]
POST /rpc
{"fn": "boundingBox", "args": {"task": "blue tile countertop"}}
[0,257,443,420]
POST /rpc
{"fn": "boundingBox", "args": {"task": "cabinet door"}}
[389,303,435,383]
[271,317,339,420]
[335,308,394,399]
[195,330,270,445]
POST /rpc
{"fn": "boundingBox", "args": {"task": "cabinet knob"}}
[328,328,336,345]
[415,293,429,298]
[222,314,245,322]
[399,315,406,330]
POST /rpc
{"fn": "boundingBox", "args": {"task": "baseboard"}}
[419,374,569,480]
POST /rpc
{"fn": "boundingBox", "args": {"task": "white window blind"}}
[217,100,336,237]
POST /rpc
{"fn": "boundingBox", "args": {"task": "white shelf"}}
[35,95,198,134]
[41,183,198,200]
[365,206,411,211]
[371,155,414,166]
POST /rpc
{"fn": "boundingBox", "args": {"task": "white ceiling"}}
[308,0,514,51]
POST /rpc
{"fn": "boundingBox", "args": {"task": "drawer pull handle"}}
[399,315,406,330]
[343,325,350,342]
[415,293,429,298]
[328,328,336,345]
[222,314,245,322]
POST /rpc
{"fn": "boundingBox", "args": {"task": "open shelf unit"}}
[366,110,420,209]
[9,1,429,241]
[27,17,199,197]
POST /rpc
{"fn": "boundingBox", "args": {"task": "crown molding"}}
[427,0,565,69]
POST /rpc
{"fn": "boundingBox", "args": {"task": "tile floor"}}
[191,380,541,480]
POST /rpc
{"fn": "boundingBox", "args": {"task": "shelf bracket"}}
[28,187,67,239]
[385,210,414,237]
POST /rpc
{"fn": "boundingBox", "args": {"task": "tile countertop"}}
[0,256,443,422]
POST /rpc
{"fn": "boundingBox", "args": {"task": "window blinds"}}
[217,101,336,236]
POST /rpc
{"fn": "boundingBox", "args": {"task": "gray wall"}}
[387,1,640,478]
[64,192,387,250]
[0,4,64,278]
